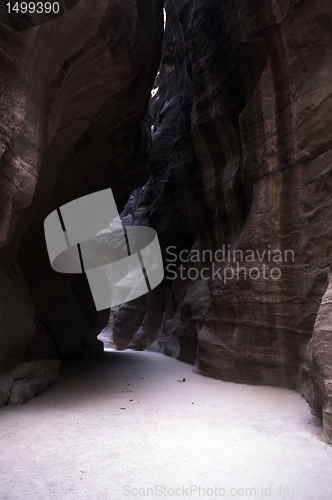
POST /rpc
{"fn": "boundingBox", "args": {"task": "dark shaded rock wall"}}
[113,0,332,444]
[0,0,164,370]
[0,0,331,444]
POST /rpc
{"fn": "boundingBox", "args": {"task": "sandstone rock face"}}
[0,375,13,407]
[0,0,164,368]
[0,360,60,406]
[9,359,60,405]
[113,0,332,443]
[311,273,332,444]
[0,0,331,443]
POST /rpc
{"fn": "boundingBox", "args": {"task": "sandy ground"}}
[0,351,332,500]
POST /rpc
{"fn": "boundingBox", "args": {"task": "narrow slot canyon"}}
[0,0,332,498]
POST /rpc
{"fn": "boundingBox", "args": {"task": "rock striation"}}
[0,0,163,384]
[0,0,331,445]
[0,359,60,406]
[113,0,332,444]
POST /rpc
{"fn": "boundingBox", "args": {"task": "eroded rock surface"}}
[113,0,332,443]
[311,273,332,444]
[9,359,60,405]
[0,0,331,443]
[0,0,164,367]
[0,360,60,406]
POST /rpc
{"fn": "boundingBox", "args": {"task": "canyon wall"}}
[113,0,332,444]
[0,0,331,444]
[0,0,164,372]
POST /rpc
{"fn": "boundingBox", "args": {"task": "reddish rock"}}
[113,0,332,444]
[0,0,164,364]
